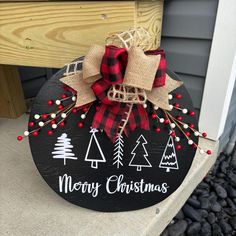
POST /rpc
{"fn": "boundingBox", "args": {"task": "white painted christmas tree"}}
[113,134,124,169]
[129,135,152,171]
[159,136,179,172]
[52,133,78,165]
[84,128,106,169]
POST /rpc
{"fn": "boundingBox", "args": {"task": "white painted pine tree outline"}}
[52,133,78,165]
[159,136,179,172]
[129,134,152,171]
[113,134,124,169]
[84,128,106,169]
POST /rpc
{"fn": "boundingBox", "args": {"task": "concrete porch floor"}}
[0,115,218,236]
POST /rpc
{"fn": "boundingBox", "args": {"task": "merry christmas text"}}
[59,174,169,197]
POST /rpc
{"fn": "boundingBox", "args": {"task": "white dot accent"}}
[154,105,159,110]
[199,149,205,154]
[169,105,173,110]
[182,108,188,114]
[143,104,147,109]
[170,123,176,129]
[51,113,56,119]
[159,118,164,123]
[188,140,194,145]
[39,121,44,127]
[61,113,67,119]
[34,114,40,120]
[168,94,173,100]
[72,96,76,101]
[52,124,57,129]
[81,114,86,119]
[194,131,200,136]
[55,100,61,105]
[175,137,180,142]
[183,124,189,129]
[24,131,29,136]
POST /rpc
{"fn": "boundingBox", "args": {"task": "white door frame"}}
[199,0,236,141]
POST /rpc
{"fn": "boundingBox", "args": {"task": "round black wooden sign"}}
[29,67,198,212]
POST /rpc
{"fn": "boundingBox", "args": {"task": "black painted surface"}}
[29,65,198,212]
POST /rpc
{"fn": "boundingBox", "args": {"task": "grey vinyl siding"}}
[161,0,219,110]
[19,66,58,98]
[19,66,47,98]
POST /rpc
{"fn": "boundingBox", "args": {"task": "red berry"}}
[72,108,77,113]
[202,132,207,138]
[48,130,53,136]
[206,150,212,155]
[83,107,88,113]
[164,119,169,124]
[96,106,100,111]
[42,114,48,120]
[170,131,176,137]
[50,120,56,125]
[189,111,195,116]
[61,94,67,99]
[155,127,161,133]
[185,132,190,137]
[175,93,182,99]
[176,145,182,150]
[32,131,38,137]
[28,122,34,127]
[151,113,156,119]
[78,122,83,128]
[176,116,182,121]
[58,105,63,110]
[189,123,194,129]
[174,103,180,108]
[17,136,23,141]
[59,121,65,127]
[47,100,53,106]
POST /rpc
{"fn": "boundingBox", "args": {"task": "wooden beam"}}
[0,1,163,68]
[135,1,163,48]
[0,65,27,118]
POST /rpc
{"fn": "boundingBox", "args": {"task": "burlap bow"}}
[60,44,183,141]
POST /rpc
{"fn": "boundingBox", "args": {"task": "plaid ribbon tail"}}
[92,103,128,143]
[92,104,149,142]
[127,104,149,132]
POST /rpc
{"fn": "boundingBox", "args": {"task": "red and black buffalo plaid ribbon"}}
[91,45,166,142]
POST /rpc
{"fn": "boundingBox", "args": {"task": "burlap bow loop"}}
[123,46,161,91]
[82,44,104,84]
